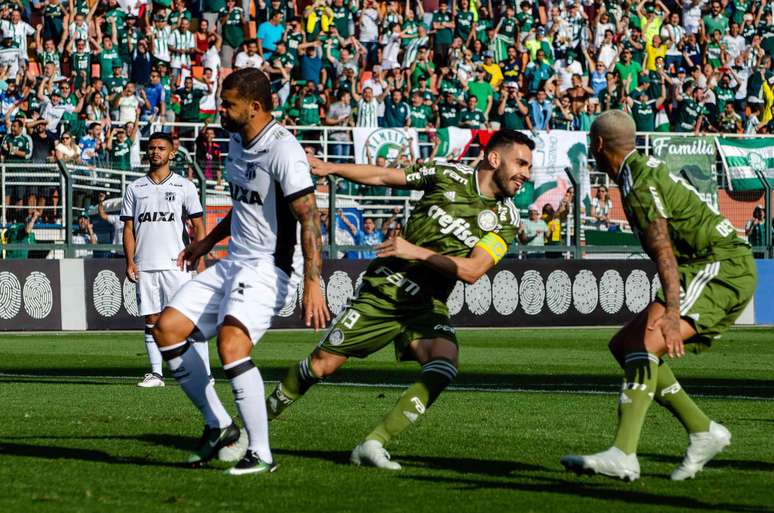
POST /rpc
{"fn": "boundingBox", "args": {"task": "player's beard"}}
[221,110,250,133]
[493,165,515,198]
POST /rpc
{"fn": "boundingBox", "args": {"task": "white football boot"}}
[671,421,731,481]
[350,440,402,470]
[561,447,641,481]
[137,373,165,388]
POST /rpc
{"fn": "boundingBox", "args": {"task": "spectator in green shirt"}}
[702,1,729,42]
[614,49,642,92]
[432,1,454,68]
[467,68,494,117]
[3,209,39,259]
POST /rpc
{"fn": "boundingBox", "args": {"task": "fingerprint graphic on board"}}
[465,274,491,315]
[122,278,139,317]
[599,270,624,314]
[519,270,545,315]
[23,271,53,319]
[651,274,662,301]
[492,270,519,315]
[573,270,598,314]
[545,270,571,315]
[93,270,122,317]
[0,271,21,319]
[447,281,464,315]
[326,270,354,316]
[625,269,650,313]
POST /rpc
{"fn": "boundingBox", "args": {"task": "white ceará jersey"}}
[226,119,314,278]
[121,172,203,271]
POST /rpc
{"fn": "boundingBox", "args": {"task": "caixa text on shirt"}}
[229,183,263,205]
[137,211,176,223]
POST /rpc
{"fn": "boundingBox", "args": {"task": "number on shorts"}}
[715,219,735,237]
[341,309,360,329]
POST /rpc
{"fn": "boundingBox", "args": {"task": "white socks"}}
[160,341,231,429]
[224,357,272,463]
[190,339,212,377]
[145,324,163,376]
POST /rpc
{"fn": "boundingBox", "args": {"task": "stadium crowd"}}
[1,0,774,242]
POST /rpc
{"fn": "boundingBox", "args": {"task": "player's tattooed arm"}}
[643,217,684,358]
[290,192,331,330]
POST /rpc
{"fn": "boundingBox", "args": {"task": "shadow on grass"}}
[403,474,774,513]
[2,367,772,398]
[270,448,550,476]
[640,453,774,472]
[0,441,187,469]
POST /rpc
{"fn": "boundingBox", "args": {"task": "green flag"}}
[716,137,774,191]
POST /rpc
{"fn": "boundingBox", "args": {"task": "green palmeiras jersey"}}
[361,161,520,305]
[618,151,750,263]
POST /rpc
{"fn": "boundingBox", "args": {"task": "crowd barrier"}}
[0,259,765,332]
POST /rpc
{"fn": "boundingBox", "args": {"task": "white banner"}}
[353,127,421,165]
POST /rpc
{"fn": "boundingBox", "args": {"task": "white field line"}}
[0,372,772,401]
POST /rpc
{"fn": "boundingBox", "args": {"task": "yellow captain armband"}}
[476,232,508,264]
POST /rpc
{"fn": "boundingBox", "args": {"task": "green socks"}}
[654,361,711,433]
[266,356,320,419]
[366,358,457,446]
[613,352,659,455]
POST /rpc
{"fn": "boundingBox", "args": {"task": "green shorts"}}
[656,255,757,349]
[318,290,458,361]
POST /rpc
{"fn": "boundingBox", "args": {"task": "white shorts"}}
[167,259,298,343]
[136,269,192,317]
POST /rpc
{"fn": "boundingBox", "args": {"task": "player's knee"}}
[416,338,459,367]
[310,348,346,378]
[153,313,176,346]
[217,324,253,364]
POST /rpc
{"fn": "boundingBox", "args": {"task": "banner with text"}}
[652,136,718,210]
[353,127,421,165]
[716,137,774,191]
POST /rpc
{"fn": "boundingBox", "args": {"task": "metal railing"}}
[1,127,772,259]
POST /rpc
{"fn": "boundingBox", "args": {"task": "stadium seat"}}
[91,64,100,79]
[28,62,40,76]
[221,67,233,79]
[249,21,257,38]
[192,66,204,79]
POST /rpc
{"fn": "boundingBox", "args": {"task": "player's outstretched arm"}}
[176,210,232,271]
[289,191,331,331]
[308,154,409,188]
[376,236,502,285]
[643,218,684,358]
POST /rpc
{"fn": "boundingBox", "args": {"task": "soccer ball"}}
[217,428,248,462]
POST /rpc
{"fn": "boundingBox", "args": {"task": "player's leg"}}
[266,347,348,420]
[217,315,277,476]
[161,269,212,378]
[561,302,697,481]
[137,312,164,387]
[662,258,756,480]
[266,301,396,419]
[153,264,237,464]
[352,336,458,471]
[136,271,164,387]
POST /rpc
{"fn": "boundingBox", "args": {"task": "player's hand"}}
[376,236,420,260]
[649,311,684,358]
[176,238,212,271]
[308,154,334,177]
[126,261,138,282]
[302,278,330,331]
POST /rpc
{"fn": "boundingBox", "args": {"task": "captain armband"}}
[476,232,508,265]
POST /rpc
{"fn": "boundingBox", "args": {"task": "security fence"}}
[1,127,772,259]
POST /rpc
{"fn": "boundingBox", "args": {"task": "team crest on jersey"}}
[477,210,498,232]
[165,192,176,201]
[245,162,259,181]
[328,329,344,346]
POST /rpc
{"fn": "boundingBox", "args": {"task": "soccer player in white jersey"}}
[152,68,329,475]
[121,132,210,388]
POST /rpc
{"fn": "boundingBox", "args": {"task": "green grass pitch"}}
[1,328,772,513]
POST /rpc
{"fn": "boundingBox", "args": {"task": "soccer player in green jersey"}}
[267,130,534,469]
[561,111,757,482]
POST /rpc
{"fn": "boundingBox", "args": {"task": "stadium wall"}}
[0,259,764,331]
